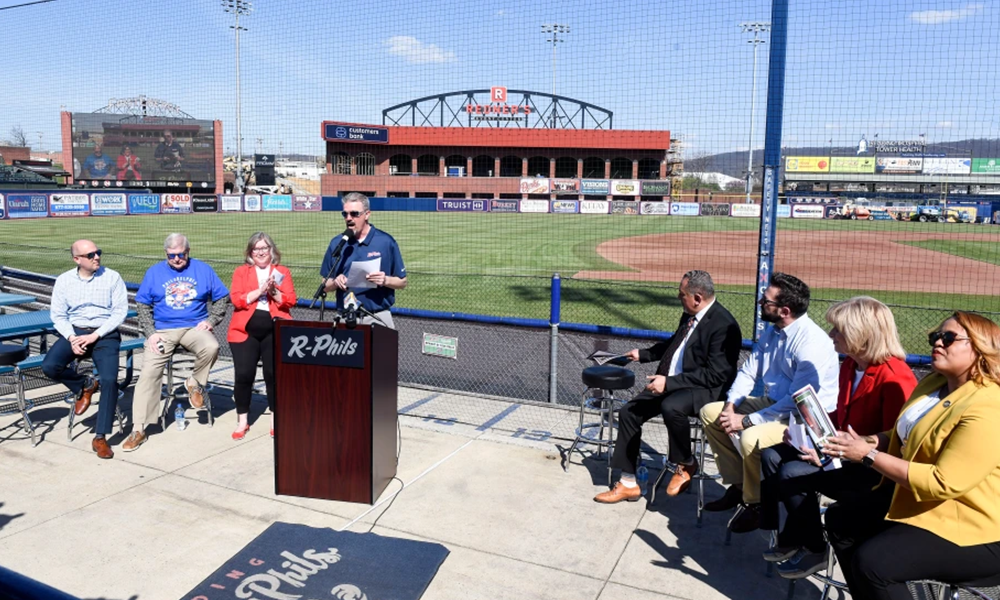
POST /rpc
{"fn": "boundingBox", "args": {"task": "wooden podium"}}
[273,320,398,504]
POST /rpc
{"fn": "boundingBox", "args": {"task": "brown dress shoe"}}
[122,431,147,452]
[74,378,100,416]
[92,437,114,459]
[594,482,642,504]
[186,378,205,409]
[666,459,699,496]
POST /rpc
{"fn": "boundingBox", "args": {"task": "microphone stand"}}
[355,305,390,328]
[310,241,350,319]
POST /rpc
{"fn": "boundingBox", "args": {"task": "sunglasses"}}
[166,252,188,260]
[341,210,366,218]
[928,330,970,348]
[75,249,102,259]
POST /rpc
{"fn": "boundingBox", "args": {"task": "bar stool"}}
[562,365,634,486]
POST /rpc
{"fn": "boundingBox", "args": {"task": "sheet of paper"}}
[271,270,284,286]
[346,257,381,290]
[787,414,813,452]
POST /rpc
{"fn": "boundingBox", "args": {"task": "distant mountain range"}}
[686,138,1000,180]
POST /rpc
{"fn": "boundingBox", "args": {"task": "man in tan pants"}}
[699,273,839,534]
[123,233,230,451]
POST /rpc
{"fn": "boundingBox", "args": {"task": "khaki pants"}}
[700,396,787,504]
[133,327,220,430]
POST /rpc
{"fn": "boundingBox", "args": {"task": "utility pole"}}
[541,24,570,128]
[223,0,252,192]
[740,21,770,203]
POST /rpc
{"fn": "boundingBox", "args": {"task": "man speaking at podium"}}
[321,193,406,328]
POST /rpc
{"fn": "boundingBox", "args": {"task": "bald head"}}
[71,239,101,275]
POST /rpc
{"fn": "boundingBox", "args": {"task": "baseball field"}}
[2,211,998,354]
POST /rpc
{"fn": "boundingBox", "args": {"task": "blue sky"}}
[1,0,997,158]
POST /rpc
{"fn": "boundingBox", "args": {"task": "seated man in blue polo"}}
[42,239,129,460]
[321,192,407,329]
[123,233,230,452]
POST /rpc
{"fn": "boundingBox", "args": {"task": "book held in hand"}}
[792,384,842,470]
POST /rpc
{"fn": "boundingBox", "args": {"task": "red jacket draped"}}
[227,264,297,343]
[831,355,917,435]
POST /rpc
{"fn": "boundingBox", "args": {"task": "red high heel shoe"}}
[232,424,250,441]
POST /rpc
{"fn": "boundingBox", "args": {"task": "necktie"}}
[657,315,695,376]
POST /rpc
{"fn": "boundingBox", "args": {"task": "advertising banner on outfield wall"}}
[640,201,671,215]
[263,195,293,211]
[824,205,845,219]
[670,202,700,216]
[7,193,49,218]
[788,197,839,204]
[923,158,971,175]
[162,194,192,214]
[220,195,243,212]
[579,200,609,214]
[128,194,160,215]
[244,195,262,212]
[550,200,579,213]
[610,180,640,196]
[49,193,90,217]
[519,199,549,213]
[91,193,127,216]
[641,180,672,196]
[610,201,639,214]
[785,157,830,172]
[972,158,1000,174]
[581,180,611,195]
[490,199,518,213]
[730,203,761,217]
[520,178,549,194]
[876,156,922,173]
[777,204,792,218]
[830,157,876,173]
[551,179,580,194]
[192,195,219,212]
[293,195,321,211]
[436,199,488,212]
[700,202,731,217]
[791,204,826,219]
[0,194,4,219]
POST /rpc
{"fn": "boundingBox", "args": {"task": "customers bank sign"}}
[465,87,532,122]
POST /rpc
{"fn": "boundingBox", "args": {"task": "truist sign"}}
[465,86,532,122]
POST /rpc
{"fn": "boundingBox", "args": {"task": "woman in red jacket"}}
[227,232,296,440]
[758,296,917,578]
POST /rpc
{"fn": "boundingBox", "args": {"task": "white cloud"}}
[384,36,456,64]
[910,3,983,25]
[824,123,842,130]
[936,121,955,128]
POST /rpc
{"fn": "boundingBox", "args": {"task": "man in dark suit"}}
[595,270,743,503]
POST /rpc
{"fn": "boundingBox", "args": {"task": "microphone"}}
[343,291,359,329]
[310,229,356,310]
[330,228,355,257]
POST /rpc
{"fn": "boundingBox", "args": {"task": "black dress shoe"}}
[703,485,743,512]
[728,503,761,533]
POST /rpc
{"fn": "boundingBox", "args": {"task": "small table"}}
[0,293,37,312]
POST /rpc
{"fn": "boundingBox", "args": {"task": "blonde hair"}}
[949,312,1000,386]
[826,296,906,365]
[244,232,281,266]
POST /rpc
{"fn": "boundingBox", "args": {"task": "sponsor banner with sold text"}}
[162,194,192,214]
[49,193,90,217]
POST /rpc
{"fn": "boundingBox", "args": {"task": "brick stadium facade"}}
[320,124,674,200]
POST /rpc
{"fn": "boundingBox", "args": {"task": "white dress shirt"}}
[667,299,715,377]
[726,313,840,425]
[50,266,129,340]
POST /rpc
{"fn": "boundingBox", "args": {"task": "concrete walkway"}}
[0,382,832,600]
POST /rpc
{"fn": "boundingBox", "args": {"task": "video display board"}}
[70,113,216,188]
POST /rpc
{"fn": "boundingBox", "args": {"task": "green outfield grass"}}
[1,212,997,354]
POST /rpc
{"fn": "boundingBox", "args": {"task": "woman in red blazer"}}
[758,296,917,578]
[227,232,297,440]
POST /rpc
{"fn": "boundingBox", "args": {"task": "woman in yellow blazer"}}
[822,311,1000,600]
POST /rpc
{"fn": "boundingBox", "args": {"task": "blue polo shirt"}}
[320,225,406,312]
[136,258,229,330]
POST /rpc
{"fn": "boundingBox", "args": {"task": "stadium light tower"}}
[223,0,252,192]
[541,24,570,128]
[740,21,770,203]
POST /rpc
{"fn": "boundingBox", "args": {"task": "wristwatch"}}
[862,448,880,468]
[741,415,754,429]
